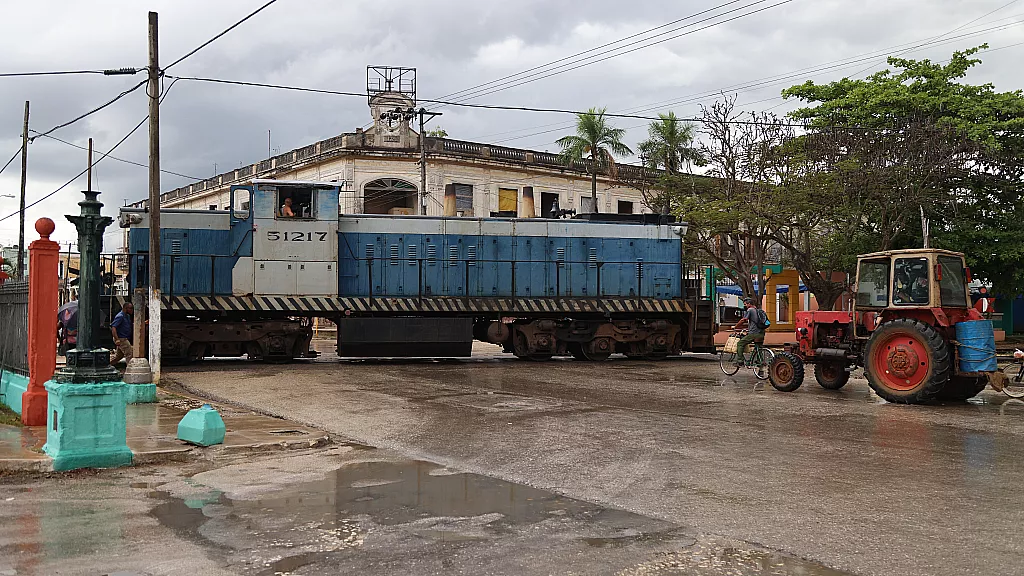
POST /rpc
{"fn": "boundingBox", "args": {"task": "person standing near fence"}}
[109,302,133,365]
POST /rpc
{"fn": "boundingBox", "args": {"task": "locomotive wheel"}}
[936,376,987,402]
[513,331,552,361]
[814,361,850,390]
[769,351,805,392]
[582,338,613,362]
[864,319,950,404]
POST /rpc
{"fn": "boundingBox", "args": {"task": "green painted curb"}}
[0,371,29,415]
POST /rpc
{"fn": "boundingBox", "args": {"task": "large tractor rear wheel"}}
[936,376,987,402]
[815,361,850,390]
[864,319,950,404]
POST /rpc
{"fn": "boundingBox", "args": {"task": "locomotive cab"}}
[232,180,340,297]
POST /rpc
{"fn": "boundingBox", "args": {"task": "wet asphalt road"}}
[160,342,1024,576]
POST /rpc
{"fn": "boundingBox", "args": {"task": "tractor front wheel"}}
[864,319,950,404]
[815,361,850,390]
[769,351,805,392]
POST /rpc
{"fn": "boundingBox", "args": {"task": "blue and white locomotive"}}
[119,180,715,361]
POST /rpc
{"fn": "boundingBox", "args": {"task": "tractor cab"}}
[854,249,970,313]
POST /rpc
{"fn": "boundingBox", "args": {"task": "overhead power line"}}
[0,70,107,78]
[432,0,753,104]
[165,74,889,130]
[164,0,281,70]
[0,148,21,177]
[0,79,179,224]
[28,79,148,143]
[30,130,202,181]
[436,0,795,108]
[0,116,148,224]
[481,19,1024,145]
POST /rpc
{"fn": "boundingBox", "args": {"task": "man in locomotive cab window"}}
[733,297,765,366]
[280,196,295,218]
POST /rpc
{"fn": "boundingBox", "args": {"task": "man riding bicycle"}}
[732,297,767,366]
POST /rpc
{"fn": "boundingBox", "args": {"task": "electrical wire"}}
[0,79,179,224]
[0,116,148,224]
[0,70,108,78]
[485,21,1024,145]
[431,0,756,104]
[0,148,21,177]
[167,74,853,128]
[437,0,796,107]
[164,0,281,70]
[28,79,148,143]
[29,131,202,181]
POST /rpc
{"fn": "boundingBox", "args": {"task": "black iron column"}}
[54,190,119,383]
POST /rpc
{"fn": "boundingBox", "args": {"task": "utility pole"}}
[147,11,161,383]
[17,101,29,280]
[268,129,271,158]
[417,107,441,215]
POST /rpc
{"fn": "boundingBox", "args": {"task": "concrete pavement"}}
[161,342,1024,576]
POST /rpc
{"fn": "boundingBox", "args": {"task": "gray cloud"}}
[0,0,1021,248]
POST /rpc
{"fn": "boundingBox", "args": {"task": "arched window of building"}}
[363,178,417,215]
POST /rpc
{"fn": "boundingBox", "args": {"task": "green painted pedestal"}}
[43,380,133,471]
[125,384,157,404]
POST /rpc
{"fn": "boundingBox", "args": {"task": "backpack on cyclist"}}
[755,309,771,330]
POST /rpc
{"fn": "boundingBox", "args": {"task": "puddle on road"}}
[150,459,692,574]
[147,459,851,575]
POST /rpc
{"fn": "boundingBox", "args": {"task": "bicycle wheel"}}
[720,351,741,376]
[1002,363,1024,398]
[752,347,775,380]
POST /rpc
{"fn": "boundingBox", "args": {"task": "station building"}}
[148,90,654,218]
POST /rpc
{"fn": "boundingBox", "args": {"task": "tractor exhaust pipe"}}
[815,347,855,359]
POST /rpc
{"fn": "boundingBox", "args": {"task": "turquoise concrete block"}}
[0,371,29,415]
[177,404,226,447]
[125,383,157,404]
[43,380,133,472]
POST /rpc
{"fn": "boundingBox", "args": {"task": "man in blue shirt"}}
[109,302,134,365]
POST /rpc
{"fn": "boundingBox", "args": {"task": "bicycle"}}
[1000,349,1024,398]
[719,331,776,380]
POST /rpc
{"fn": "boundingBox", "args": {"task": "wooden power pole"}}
[17,101,29,280]
[147,11,162,383]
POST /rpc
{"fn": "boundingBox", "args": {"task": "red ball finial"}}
[35,218,55,239]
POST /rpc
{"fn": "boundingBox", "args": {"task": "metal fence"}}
[0,281,29,375]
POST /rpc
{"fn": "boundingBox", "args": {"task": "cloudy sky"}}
[0,0,1021,249]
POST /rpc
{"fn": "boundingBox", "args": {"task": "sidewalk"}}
[0,391,330,472]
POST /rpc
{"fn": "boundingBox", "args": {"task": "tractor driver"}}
[732,297,766,366]
[894,262,929,305]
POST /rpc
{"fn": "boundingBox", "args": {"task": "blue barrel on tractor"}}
[955,320,998,373]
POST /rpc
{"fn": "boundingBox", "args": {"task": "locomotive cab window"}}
[277,186,315,219]
[856,258,890,307]
[893,257,930,306]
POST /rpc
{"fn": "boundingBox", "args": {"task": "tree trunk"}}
[591,170,598,213]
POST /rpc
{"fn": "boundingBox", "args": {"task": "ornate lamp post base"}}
[54,348,121,384]
[43,189,132,471]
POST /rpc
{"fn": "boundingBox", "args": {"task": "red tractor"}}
[768,249,1005,403]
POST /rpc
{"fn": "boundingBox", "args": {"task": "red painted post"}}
[22,218,59,426]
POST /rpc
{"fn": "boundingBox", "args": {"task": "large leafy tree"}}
[557,107,633,212]
[782,46,1024,296]
[637,112,704,214]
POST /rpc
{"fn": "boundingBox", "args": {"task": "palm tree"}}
[556,107,633,213]
[637,111,702,214]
